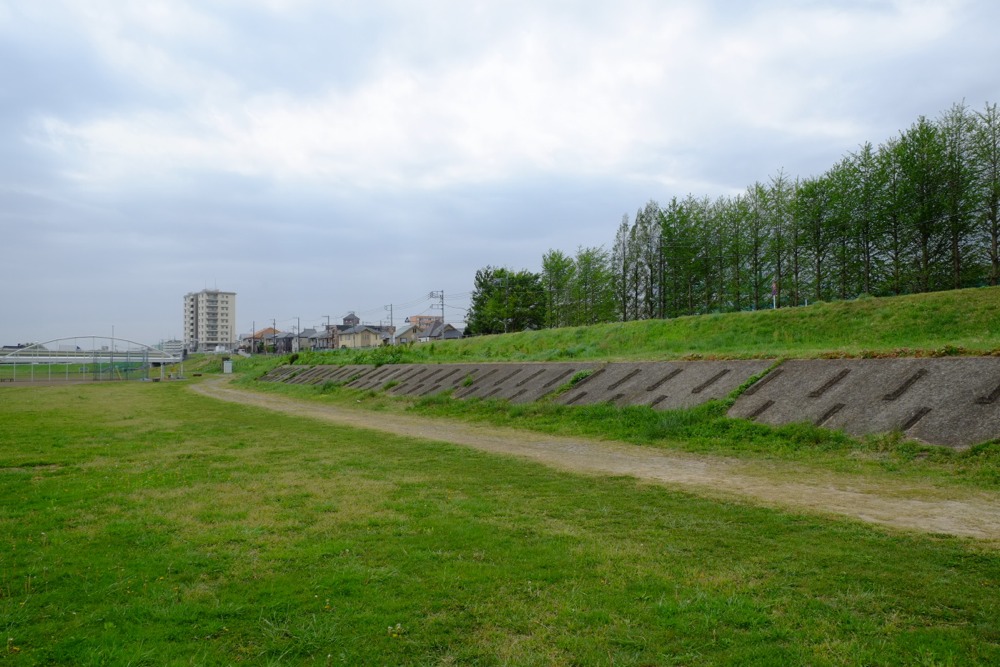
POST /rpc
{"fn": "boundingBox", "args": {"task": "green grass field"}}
[4,288,1000,663]
[2,380,999,665]
[0,362,153,382]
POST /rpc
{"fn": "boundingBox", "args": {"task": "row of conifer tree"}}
[466,101,1000,335]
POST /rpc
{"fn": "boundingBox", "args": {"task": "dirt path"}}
[193,377,1000,542]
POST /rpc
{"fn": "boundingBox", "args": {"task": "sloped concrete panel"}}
[452,362,600,403]
[326,365,376,385]
[349,364,406,390]
[556,361,772,410]
[390,364,481,397]
[728,358,1000,448]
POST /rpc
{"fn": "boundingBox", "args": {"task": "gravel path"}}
[193,377,1000,542]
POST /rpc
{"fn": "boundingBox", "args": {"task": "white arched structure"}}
[0,336,181,383]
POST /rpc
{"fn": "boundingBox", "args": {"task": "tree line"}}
[466,101,1000,335]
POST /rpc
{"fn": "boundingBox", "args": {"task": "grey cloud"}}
[3,0,1000,345]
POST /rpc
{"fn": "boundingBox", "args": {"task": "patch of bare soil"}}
[193,377,1000,543]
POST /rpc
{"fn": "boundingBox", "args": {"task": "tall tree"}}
[766,171,794,306]
[466,267,545,335]
[660,196,701,317]
[610,215,631,322]
[541,249,575,328]
[826,158,857,300]
[973,102,1000,285]
[939,101,979,288]
[723,194,750,310]
[898,116,949,292]
[571,246,615,325]
[745,183,770,309]
[637,201,663,319]
[627,208,648,320]
[877,137,912,295]
[796,176,835,301]
[686,195,718,314]
[844,141,884,295]
[466,266,502,335]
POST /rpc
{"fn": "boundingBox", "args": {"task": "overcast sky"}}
[2,0,998,346]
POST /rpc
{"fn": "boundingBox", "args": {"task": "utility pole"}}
[429,291,445,338]
[384,304,395,345]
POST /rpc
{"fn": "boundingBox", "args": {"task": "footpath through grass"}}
[235,364,1000,494]
[229,287,1000,492]
[2,381,999,664]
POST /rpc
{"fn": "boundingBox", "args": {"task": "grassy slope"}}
[2,382,999,665]
[300,286,1000,366]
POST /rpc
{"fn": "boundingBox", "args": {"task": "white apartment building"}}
[184,289,237,352]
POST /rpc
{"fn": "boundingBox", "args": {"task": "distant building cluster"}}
[240,312,462,355]
[182,290,462,355]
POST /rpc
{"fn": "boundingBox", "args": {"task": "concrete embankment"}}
[260,357,1000,448]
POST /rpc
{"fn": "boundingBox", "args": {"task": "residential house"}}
[309,328,332,350]
[417,321,463,342]
[395,324,420,345]
[241,327,279,354]
[317,313,366,349]
[296,328,318,352]
[338,325,391,349]
[406,314,442,330]
[270,331,296,354]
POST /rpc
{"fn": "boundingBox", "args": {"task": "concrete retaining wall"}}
[260,360,770,409]
[727,357,1000,448]
[259,357,1000,447]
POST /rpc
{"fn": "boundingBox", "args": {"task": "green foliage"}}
[541,246,616,327]
[290,345,404,368]
[355,345,404,367]
[467,265,545,335]
[318,379,343,393]
[549,369,594,397]
[231,353,290,378]
[526,100,1000,329]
